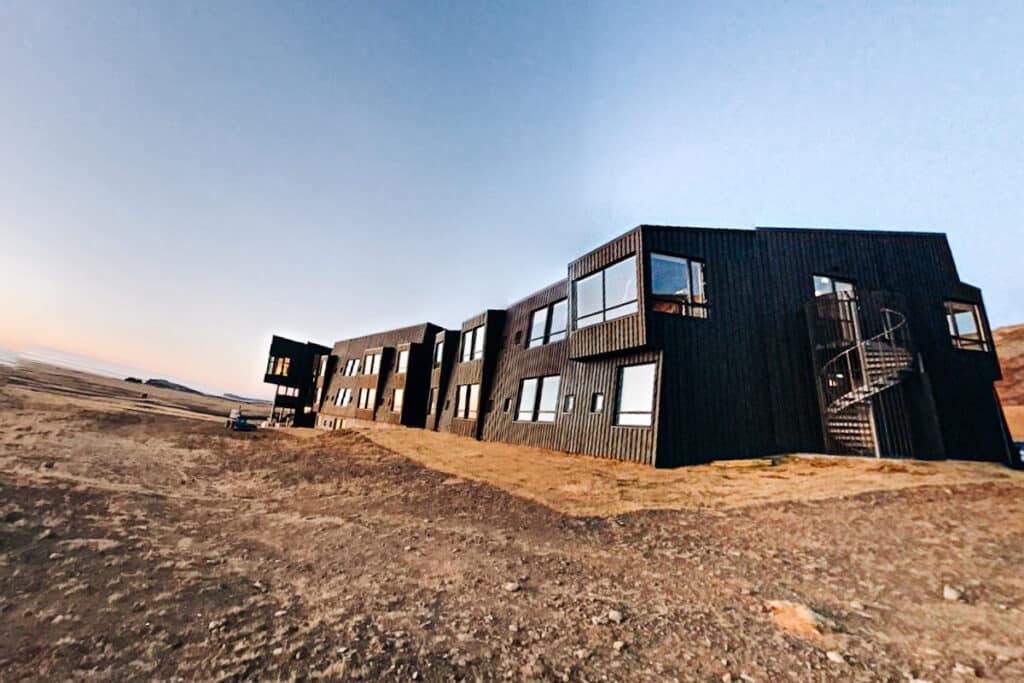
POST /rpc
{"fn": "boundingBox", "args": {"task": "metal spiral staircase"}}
[819,308,916,456]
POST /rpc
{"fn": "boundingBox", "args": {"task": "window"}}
[427,388,437,415]
[357,387,376,410]
[276,385,298,397]
[455,384,480,419]
[433,341,444,368]
[573,257,638,329]
[270,357,291,376]
[363,352,382,375]
[461,326,485,361]
[516,375,561,423]
[527,308,548,348]
[527,299,569,347]
[650,253,708,318]
[590,393,604,413]
[341,358,361,376]
[945,301,988,351]
[503,398,511,412]
[563,394,575,413]
[335,388,352,407]
[318,356,328,376]
[396,349,409,374]
[615,363,657,426]
[813,275,856,300]
[392,388,404,412]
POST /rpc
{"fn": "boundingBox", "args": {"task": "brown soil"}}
[2,363,1024,681]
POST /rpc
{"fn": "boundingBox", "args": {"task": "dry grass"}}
[356,423,1020,517]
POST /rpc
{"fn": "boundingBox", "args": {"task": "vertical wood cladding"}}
[318,323,442,428]
[272,225,1011,467]
[482,279,659,465]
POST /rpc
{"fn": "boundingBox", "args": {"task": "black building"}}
[264,336,331,427]
[264,226,1016,467]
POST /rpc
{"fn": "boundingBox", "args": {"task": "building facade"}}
[263,225,1017,467]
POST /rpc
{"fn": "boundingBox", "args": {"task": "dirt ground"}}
[2,364,1024,681]
[994,324,1024,439]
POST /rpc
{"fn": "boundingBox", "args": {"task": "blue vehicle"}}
[225,407,257,432]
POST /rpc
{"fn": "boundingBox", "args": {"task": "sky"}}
[1,1,1022,397]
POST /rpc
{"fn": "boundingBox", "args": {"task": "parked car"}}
[225,407,256,432]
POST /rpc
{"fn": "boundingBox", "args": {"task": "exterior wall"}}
[427,330,460,431]
[482,278,659,464]
[317,323,442,428]
[436,310,505,439]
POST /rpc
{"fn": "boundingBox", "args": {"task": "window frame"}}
[649,252,709,318]
[396,349,409,374]
[454,383,481,420]
[614,362,658,427]
[945,300,989,352]
[527,298,569,348]
[515,374,562,423]
[572,256,639,330]
[461,325,485,362]
[392,387,404,413]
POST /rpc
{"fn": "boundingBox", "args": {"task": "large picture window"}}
[516,375,561,423]
[461,326,485,361]
[945,300,988,351]
[650,253,708,318]
[455,383,480,419]
[527,299,569,347]
[573,257,638,329]
[615,363,657,426]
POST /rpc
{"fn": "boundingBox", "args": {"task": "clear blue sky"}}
[1,1,1022,397]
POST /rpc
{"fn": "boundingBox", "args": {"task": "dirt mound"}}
[995,324,1024,404]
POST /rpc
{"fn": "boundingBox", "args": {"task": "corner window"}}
[573,257,638,329]
[650,253,708,318]
[945,301,988,351]
[396,349,409,374]
[590,393,604,413]
[461,325,485,362]
[615,363,657,426]
[527,298,569,348]
[392,388,404,412]
[516,375,561,422]
[455,383,480,419]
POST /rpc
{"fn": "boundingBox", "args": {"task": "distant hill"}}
[994,324,1024,439]
[994,325,1024,405]
[142,378,203,395]
[223,393,272,405]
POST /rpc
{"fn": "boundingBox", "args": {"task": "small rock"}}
[849,600,865,611]
[943,584,963,602]
[274,609,287,617]
[722,674,733,683]
[612,640,626,652]
[608,609,625,624]
[953,663,977,677]
[42,461,55,469]
[272,647,284,656]
[826,651,845,664]
[48,552,63,561]
[404,546,412,552]
[502,582,521,593]
[35,528,55,541]
[591,614,609,626]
